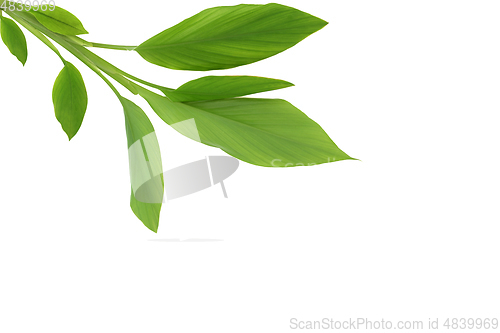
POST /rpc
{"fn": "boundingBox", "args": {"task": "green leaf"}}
[120,97,164,233]
[164,75,294,102]
[134,85,353,167]
[52,61,88,140]
[0,16,28,65]
[30,6,88,35]
[135,3,328,71]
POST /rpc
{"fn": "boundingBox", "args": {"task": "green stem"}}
[5,8,173,95]
[6,10,138,95]
[77,41,172,93]
[88,42,137,51]
[63,42,122,98]
[121,71,174,93]
[6,9,124,99]
[8,10,65,63]
[66,36,137,51]
[67,38,170,92]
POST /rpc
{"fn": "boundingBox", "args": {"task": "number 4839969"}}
[443,318,498,330]
[0,0,56,11]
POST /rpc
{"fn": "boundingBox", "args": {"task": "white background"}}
[1,1,499,332]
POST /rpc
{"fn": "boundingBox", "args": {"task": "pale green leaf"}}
[30,6,88,35]
[0,16,27,65]
[134,85,353,167]
[135,3,328,71]
[52,61,88,140]
[120,97,164,233]
[164,75,293,102]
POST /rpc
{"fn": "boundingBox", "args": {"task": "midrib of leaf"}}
[196,107,331,151]
[137,86,335,152]
[67,63,75,121]
[138,25,322,50]
[175,81,292,97]
[123,107,139,145]
[32,10,81,32]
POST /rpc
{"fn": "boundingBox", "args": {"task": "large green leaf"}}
[134,84,353,167]
[164,75,293,102]
[0,16,28,65]
[30,6,88,35]
[52,61,88,140]
[135,3,327,71]
[120,97,164,233]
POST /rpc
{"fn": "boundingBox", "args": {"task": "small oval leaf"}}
[0,16,28,65]
[165,76,294,102]
[135,3,328,71]
[52,61,88,140]
[30,6,88,35]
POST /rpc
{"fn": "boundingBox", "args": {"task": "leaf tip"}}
[338,154,360,162]
[64,128,76,141]
[140,216,159,233]
[318,19,329,30]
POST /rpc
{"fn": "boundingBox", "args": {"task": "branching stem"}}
[3,7,172,97]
